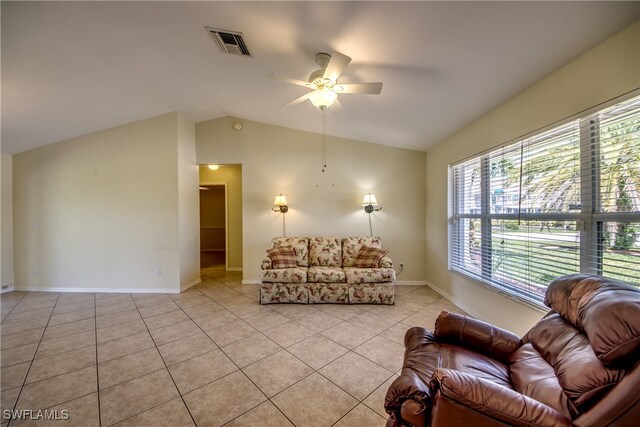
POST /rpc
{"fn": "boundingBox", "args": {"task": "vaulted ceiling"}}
[3,1,639,154]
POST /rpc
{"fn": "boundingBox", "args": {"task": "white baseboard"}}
[423,281,481,320]
[227,267,243,272]
[395,280,428,286]
[242,279,260,285]
[14,286,181,294]
[181,278,201,292]
[1,284,15,294]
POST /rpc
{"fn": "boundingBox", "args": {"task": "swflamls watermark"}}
[3,409,69,421]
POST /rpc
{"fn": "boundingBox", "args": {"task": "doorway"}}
[199,184,227,271]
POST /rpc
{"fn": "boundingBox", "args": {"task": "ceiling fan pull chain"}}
[322,108,327,172]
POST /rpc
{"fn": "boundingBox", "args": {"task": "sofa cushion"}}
[544,274,640,368]
[353,246,388,268]
[260,267,307,283]
[309,237,342,267]
[307,282,349,303]
[267,246,297,269]
[272,237,309,267]
[260,283,308,304]
[307,266,346,283]
[344,267,395,284]
[342,237,382,267]
[348,282,395,304]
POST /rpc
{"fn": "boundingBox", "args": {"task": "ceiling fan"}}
[268,51,383,110]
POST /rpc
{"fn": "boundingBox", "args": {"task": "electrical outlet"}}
[2,285,9,290]
[154,268,162,277]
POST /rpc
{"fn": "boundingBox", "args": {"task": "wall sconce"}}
[272,194,288,236]
[362,193,382,213]
[207,164,220,171]
[362,193,382,237]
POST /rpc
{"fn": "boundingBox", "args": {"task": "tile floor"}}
[0,269,465,426]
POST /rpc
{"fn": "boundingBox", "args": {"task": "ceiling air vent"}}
[206,28,251,57]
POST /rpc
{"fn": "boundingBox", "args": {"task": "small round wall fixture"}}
[208,164,219,171]
[233,122,242,131]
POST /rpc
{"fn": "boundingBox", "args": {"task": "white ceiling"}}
[2,1,640,154]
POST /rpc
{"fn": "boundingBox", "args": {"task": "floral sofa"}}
[260,237,396,304]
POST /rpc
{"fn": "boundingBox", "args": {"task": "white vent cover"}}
[206,28,251,57]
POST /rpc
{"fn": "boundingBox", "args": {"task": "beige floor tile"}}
[149,320,201,346]
[245,311,294,333]
[111,398,194,427]
[1,386,21,415]
[138,301,180,319]
[262,320,316,348]
[192,309,239,330]
[354,335,405,372]
[3,307,53,323]
[183,371,265,427]
[96,319,147,344]
[143,310,190,330]
[43,318,95,341]
[1,343,38,367]
[168,349,237,394]
[0,317,49,336]
[243,350,313,397]
[133,294,174,308]
[97,331,155,363]
[27,346,96,384]
[272,304,319,320]
[334,403,387,426]
[95,310,141,329]
[200,287,242,301]
[319,304,367,320]
[320,352,393,400]
[296,310,342,332]
[321,322,376,350]
[204,319,258,347]
[1,328,44,349]
[229,302,274,319]
[348,312,397,334]
[11,300,57,313]
[52,299,95,315]
[221,334,282,368]
[99,369,179,426]
[11,393,100,427]
[365,305,414,323]
[393,295,428,312]
[363,375,398,418]
[224,401,293,427]
[378,322,411,345]
[95,301,137,317]
[271,373,357,427]
[287,334,349,370]
[401,307,442,329]
[216,295,255,309]
[48,308,95,326]
[95,295,132,307]
[173,295,214,309]
[394,284,426,296]
[180,301,224,318]
[1,362,30,390]
[157,332,217,366]
[16,366,97,411]
[98,347,165,389]
[36,331,96,359]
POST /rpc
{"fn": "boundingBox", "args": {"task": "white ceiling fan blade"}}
[335,82,383,95]
[268,73,313,88]
[282,91,313,107]
[322,51,351,82]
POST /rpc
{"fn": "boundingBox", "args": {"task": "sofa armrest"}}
[434,312,521,364]
[430,369,571,427]
[384,371,431,427]
[380,256,393,268]
[261,256,273,270]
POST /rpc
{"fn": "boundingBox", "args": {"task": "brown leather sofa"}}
[384,274,640,426]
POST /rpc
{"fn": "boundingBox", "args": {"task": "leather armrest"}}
[430,369,571,427]
[380,256,393,268]
[261,256,272,270]
[384,371,431,427]
[434,312,521,363]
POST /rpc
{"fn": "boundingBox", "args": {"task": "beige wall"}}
[12,112,199,292]
[199,164,243,270]
[177,113,201,291]
[196,118,427,283]
[1,153,14,292]
[425,21,640,335]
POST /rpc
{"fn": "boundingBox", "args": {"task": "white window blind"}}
[450,95,640,306]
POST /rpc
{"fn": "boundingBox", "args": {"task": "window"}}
[449,95,640,306]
